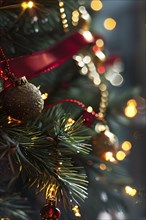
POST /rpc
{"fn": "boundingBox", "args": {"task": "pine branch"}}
[0,105,91,208]
[0,193,32,220]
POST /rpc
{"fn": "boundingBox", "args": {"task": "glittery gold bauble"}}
[3,76,44,121]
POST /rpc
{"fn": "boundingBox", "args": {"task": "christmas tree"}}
[0,1,145,220]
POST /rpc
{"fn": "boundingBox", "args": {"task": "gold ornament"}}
[3,76,44,121]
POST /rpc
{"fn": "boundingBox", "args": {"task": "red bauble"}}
[40,202,61,220]
[82,111,96,127]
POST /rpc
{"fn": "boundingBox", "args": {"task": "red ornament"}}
[40,200,61,220]
[82,111,96,127]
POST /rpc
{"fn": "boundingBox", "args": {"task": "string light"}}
[125,186,137,196]
[21,1,34,10]
[64,118,75,131]
[7,116,21,124]
[72,205,81,217]
[41,93,48,100]
[104,18,117,30]
[67,118,75,125]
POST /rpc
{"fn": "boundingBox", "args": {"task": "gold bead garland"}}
[58,0,69,32]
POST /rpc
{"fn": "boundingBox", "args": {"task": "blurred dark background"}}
[90,0,146,218]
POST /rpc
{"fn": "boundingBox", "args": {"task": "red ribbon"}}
[0,31,100,81]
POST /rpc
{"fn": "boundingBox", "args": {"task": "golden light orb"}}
[21,1,34,9]
[124,105,137,118]
[127,99,137,107]
[90,0,103,11]
[104,18,117,30]
[122,141,132,151]
[96,39,104,48]
[116,151,126,161]
[104,152,113,161]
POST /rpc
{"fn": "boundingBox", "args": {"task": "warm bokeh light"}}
[125,186,137,196]
[122,141,132,151]
[41,93,48,100]
[7,116,21,124]
[104,152,113,161]
[98,112,104,118]
[62,19,67,24]
[127,99,137,107]
[97,65,106,74]
[60,7,65,13]
[95,51,106,61]
[116,151,126,161]
[61,13,66,19]
[99,163,107,170]
[92,45,99,52]
[83,55,91,64]
[21,1,34,9]
[72,16,79,22]
[95,123,107,133]
[96,39,104,48]
[99,83,107,92]
[90,0,103,11]
[67,118,75,125]
[87,106,93,113]
[72,10,80,17]
[104,18,117,30]
[124,105,137,118]
[64,118,75,131]
[82,31,94,41]
[59,1,64,7]
[72,205,81,217]
[109,157,117,163]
